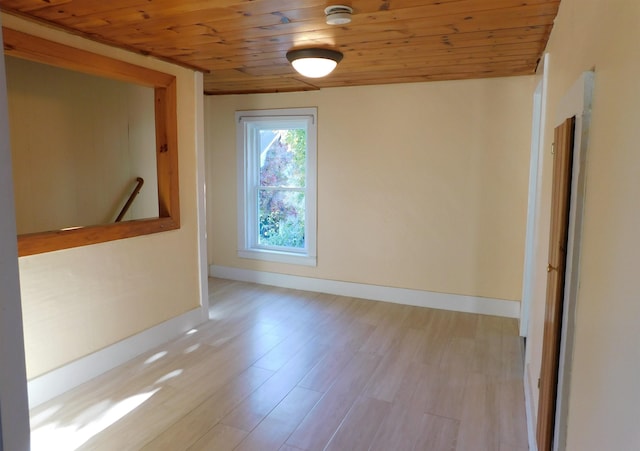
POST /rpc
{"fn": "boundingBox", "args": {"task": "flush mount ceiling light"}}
[324,5,353,25]
[286,48,344,78]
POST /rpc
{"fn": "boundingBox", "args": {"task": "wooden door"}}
[536,116,576,451]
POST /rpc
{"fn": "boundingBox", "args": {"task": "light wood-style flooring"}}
[30,278,529,451]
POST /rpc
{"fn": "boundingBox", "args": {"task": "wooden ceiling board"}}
[0,0,561,95]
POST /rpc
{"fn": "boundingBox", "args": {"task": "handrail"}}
[115,177,144,222]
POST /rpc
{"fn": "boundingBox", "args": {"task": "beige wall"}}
[6,56,158,234]
[205,76,533,302]
[3,14,202,379]
[525,0,640,449]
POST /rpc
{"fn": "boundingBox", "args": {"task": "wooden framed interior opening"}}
[2,28,180,256]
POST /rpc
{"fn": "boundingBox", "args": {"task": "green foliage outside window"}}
[258,129,306,249]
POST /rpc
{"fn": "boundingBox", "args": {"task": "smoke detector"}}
[325,5,353,25]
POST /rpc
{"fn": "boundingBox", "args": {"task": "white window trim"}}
[236,107,317,266]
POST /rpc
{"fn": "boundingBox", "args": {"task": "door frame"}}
[0,15,31,450]
[548,71,594,451]
[522,66,594,450]
[520,53,550,337]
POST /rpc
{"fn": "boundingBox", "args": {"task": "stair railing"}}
[115,177,144,222]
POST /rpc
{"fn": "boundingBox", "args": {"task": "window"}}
[237,108,317,266]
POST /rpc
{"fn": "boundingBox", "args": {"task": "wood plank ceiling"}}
[0,0,561,95]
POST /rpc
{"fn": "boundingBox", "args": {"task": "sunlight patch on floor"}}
[154,369,183,384]
[31,388,160,451]
[144,350,167,365]
[30,404,63,429]
[184,343,200,354]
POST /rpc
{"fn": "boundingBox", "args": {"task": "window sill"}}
[238,249,317,267]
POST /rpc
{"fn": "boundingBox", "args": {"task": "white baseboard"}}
[27,307,206,409]
[209,265,520,319]
[524,363,539,451]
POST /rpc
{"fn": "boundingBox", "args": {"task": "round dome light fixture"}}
[286,48,344,78]
[324,5,353,25]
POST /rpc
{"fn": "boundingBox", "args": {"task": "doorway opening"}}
[536,71,594,451]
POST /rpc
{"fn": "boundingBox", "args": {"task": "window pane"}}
[258,189,305,249]
[259,129,306,188]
